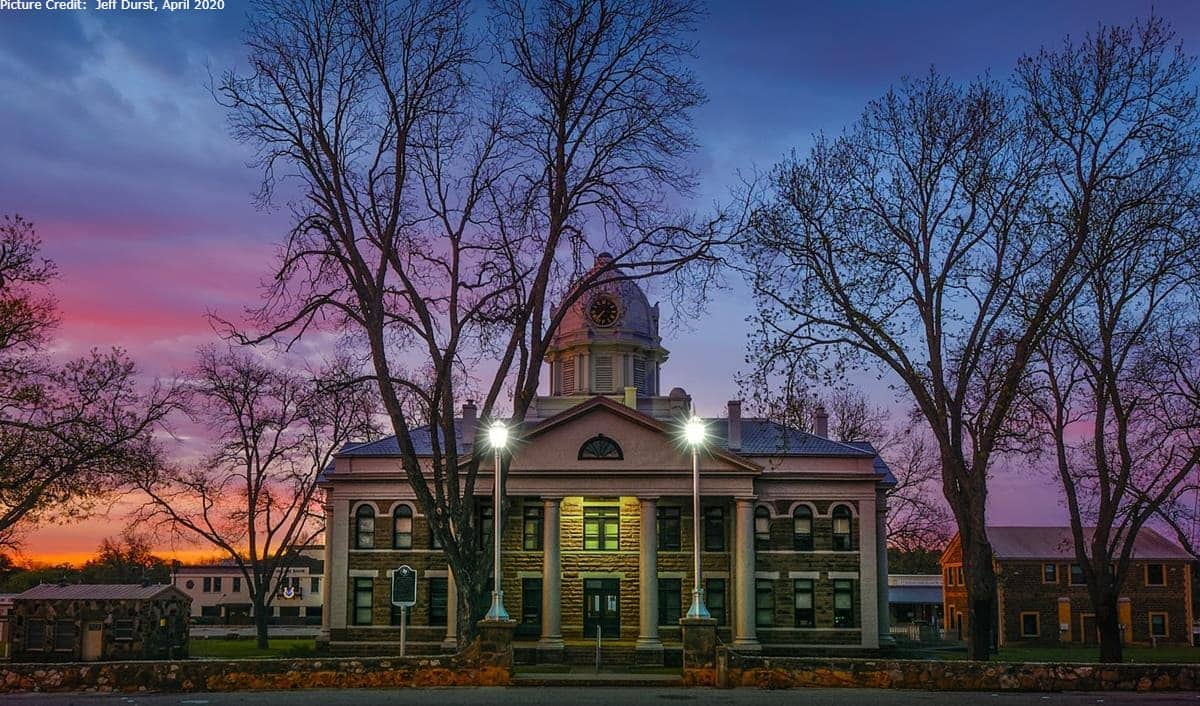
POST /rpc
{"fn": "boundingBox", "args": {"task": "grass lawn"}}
[189,637,316,660]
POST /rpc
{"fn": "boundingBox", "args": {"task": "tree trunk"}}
[958,506,997,660]
[1094,589,1123,663]
[254,596,270,650]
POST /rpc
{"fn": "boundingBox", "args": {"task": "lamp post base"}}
[679,616,718,671]
[484,590,509,622]
[685,587,710,620]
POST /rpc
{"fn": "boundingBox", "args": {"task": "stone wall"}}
[717,651,1200,691]
[0,641,512,694]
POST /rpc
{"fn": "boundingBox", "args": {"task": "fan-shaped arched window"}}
[832,505,853,551]
[355,504,375,549]
[578,434,623,460]
[393,504,413,549]
[793,505,813,551]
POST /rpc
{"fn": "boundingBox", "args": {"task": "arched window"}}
[754,506,771,550]
[393,504,413,549]
[578,434,623,460]
[792,506,813,551]
[355,504,376,549]
[831,505,853,551]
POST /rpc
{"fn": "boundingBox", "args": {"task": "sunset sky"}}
[2,0,1198,565]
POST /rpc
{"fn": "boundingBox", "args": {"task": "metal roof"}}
[15,584,184,601]
[889,585,943,604]
[988,526,1194,561]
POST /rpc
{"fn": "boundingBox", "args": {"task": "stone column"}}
[538,497,564,658]
[443,567,458,650]
[732,498,760,649]
[636,497,663,658]
[328,498,349,631]
[876,489,894,647]
[319,503,333,644]
[858,494,880,648]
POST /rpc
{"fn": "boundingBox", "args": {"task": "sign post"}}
[391,565,417,656]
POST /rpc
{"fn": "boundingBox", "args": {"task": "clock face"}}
[589,295,619,327]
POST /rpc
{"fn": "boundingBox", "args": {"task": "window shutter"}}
[595,355,613,392]
[561,358,575,393]
[633,358,647,394]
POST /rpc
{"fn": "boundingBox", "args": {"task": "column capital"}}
[637,495,661,503]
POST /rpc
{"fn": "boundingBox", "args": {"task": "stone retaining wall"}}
[0,640,513,694]
[717,650,1200,691]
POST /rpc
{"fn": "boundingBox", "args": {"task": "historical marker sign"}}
[391,565,417,608]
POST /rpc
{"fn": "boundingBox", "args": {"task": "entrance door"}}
[583,579,620,638]
[517,577,542,639]
[82,622,103,661]
[1081,614,1098,645]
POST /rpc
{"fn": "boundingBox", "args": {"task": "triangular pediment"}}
[508,396,759,475]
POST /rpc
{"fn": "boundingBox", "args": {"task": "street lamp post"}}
[485,421,510,621]
[684,416,711,619]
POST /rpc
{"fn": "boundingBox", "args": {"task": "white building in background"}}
[173,546,325,625]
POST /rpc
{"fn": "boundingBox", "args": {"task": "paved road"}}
[5,689,1200,705]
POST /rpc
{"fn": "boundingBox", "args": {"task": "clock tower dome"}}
[541,253,669,405]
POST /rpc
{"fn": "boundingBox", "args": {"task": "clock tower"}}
[539,253,670,412]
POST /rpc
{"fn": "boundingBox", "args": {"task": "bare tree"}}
[133,347,377,648]
[745,63,1084,658]
[0,215,175,547]
[1024,19,1200,661]
[216,0,731,642]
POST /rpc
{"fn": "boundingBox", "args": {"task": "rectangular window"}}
[113,619,134,641]
[200,606,220,618]
[1069,564,1085,585]
[1042,564,1057,584]
[478,504,493,546]
[518,578,541,637]
[1150,612,1168,638]
[755,579,774,627]
[24,619,45,650]
[583,506,620,551]
[279,606,301,618]
[523,503,544,551]
[203,577,212,593]
[658,578,682,625]
[1146,563,1166,587]
[704,506,725,552]
[706,578,726,625]
[233,576,242,593]
[213,577,223,592]
[52,620,74,651]
[833,579,855,628]
[657,507,681,551]
[793,579,815,627]
[311,577,320,594]
[307,606,323,619]
[353,577,374,626]
[429,577,449,627]
[1020,612,1040,638]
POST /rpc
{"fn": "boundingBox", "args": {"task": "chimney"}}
[460,400,477,448]
[727,400,742,450]
[813,404,829,438]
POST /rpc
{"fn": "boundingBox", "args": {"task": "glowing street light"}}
[484,420,510,622]
[684,415,711,619]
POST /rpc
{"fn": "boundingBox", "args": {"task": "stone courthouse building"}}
[941,526,1195,648]
[317,256,896,662]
